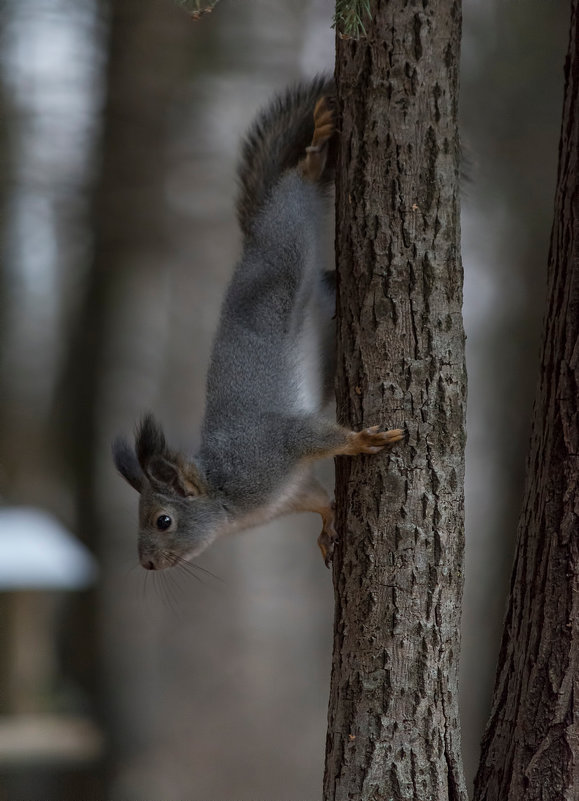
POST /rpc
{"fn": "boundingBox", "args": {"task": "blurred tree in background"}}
[0,0,571,799]
[459,1,569,785]
[474,1,579,796]
[56,0,192,795]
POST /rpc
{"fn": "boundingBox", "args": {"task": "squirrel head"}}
[112,415,225,570]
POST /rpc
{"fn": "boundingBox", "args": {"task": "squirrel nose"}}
[143,560,156,571]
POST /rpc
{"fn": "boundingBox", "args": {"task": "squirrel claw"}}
[318,522,338,568]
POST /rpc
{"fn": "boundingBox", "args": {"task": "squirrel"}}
[113,77,404,571]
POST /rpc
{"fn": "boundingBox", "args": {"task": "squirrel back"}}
[236,75,334,237]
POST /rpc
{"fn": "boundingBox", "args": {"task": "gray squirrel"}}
[113,77,404,570]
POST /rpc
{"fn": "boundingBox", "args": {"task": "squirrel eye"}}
[156,514,172,531]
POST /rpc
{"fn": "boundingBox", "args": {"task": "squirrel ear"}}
[135,414,167,471]
[112,437,144,493]
[146,455,206,498]
[135,416,205,497]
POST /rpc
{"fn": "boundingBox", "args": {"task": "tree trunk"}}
[324,2,467,800]
[473,3,579,799]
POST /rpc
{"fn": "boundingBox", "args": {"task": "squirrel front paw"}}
[346,426,405,455]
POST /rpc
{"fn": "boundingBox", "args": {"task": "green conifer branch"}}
[333,0,372,39]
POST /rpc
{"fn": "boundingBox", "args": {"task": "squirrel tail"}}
[236,75,335,237]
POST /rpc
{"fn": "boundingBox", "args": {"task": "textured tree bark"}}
[323,2,467,800]
[473,4,579,799]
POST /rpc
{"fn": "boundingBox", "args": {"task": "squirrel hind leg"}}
[287,477,337,568]
[317,505,338,568]
[299,95,336,183]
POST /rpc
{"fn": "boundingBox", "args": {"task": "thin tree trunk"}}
[324,2,467,800]
[473,3,579,799]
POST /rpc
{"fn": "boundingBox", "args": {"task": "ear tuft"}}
[112,436,144,493]
[135,414,167,471]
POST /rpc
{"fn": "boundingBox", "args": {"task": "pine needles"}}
[333,0,372,39]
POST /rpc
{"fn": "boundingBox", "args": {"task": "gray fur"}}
[113,79,344,570]
[236,76,334,235]
[200,170,335,507]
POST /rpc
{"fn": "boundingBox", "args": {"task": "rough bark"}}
[323,2,467,800]
[473,4,579,799]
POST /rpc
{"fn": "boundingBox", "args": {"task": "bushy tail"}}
[236,75,335,237]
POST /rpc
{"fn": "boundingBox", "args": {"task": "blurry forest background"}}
[0,0,570,799]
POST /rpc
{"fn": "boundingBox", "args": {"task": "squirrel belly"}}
[291,288,334,415]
